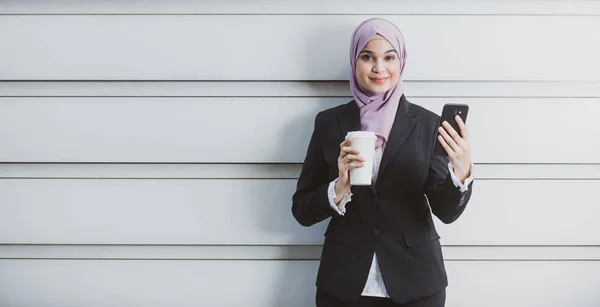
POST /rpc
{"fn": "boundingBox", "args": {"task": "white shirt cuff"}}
[448,162,475,193]
[327,178,352,216]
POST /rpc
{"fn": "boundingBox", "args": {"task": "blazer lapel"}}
[376,95,418,184]
[336,101,361,144]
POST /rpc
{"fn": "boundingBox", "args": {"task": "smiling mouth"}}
[370,77,388,84]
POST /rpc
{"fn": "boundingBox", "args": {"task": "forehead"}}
[362,35,395,52]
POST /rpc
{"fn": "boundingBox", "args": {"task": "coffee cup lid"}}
[346,131,376,139]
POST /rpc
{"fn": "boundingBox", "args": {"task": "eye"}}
[361,55,374,61]
[385,56,396,61]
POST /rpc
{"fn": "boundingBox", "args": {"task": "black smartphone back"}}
[433,103,469,156]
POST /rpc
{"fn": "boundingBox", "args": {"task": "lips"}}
[370,77,388,84]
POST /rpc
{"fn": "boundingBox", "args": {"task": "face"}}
[355,35,401,94]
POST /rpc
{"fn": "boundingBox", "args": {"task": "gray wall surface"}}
[0,1,599,306]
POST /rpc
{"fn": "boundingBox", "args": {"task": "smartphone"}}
[433,103,469,156]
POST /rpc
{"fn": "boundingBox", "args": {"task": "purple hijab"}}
[350,18,407,149]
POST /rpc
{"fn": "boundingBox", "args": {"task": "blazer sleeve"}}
[425,124,473,224]
[292,112,336,227]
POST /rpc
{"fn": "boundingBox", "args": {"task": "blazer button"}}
[372,229,381,237]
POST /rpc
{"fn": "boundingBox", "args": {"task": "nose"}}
[372,59,384,73]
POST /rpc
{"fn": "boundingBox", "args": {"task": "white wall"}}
[0,1,599,306]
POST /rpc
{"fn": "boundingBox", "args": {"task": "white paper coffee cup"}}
[345,131,377,186]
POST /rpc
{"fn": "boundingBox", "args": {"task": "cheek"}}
[355,63,370,79]
[355,64,371,87]
[387,63,401,81]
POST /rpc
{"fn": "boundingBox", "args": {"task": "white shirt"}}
[326,147,474,298]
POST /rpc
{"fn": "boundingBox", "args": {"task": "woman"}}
[292,18,474,307]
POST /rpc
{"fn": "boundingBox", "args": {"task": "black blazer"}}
[292,95,473,304]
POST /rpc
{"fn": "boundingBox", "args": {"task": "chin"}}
[367,84,392,94]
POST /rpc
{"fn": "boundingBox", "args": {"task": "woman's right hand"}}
[334,138,365,204]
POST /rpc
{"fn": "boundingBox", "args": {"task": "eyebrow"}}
[359,49,398,55]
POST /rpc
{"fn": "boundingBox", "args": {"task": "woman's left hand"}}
[437,115,472,183]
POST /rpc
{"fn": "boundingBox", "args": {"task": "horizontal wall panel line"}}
[3,244,599,248]
[1,0,598,15]
[3,96,599,99]
[1,178,598,182]
[2,14,600,17]
[0,259,598,262]
[3,244,600,247]
[1,245,599,261]
[0,163,598,179]
[1,81,599,98]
